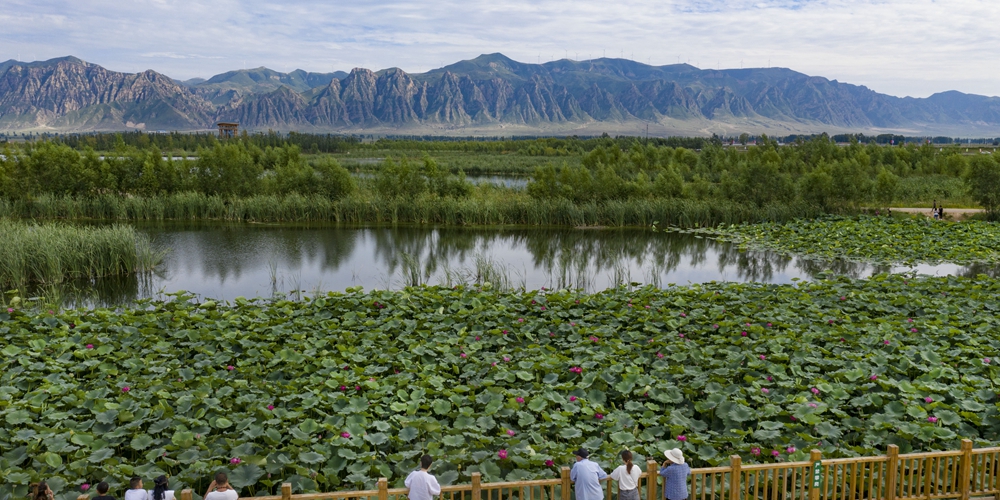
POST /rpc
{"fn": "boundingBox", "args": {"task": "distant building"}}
[217,122,238,139]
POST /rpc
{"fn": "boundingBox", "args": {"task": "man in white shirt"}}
[405,455,442,500]
[204,472,238,500]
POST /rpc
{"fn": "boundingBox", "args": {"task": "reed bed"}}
[0,220,163,288]
[0,193,826,228]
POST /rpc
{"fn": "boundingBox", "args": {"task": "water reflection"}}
[44,222,1000,306]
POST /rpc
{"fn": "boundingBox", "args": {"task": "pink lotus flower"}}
[924,397,933,403]
[516,397,525,403]
[355,385,361,390]
[772,450,780,457]
[767,323,772,327]
[545,459,554,467]
[589,336,599,342]
[341,432,351,438]
[531,300,536,304]
[677,435,687,441]
[910,328,917,333]
[541,307,547,311]
[828,320,834,324]
[267,405,275,411]
[570,366,582,374]
[518,318,524,323]
[761,388,770,394]
[790,416,797,421]
[340,385,347,391]
[808,403,817,408]
[870,375,878,380]
[985,358,992,364]
[645,305,650,309]
[475,336,481,341]
[498,449,508,459]
[811,387,820,395]
[839,296,845,301]
[786,447,796,454]
[928,416,938,423]
[656,352,664,359]
[648,338,654,343]
[908,318,913,322]
[595,413,604,419]
[570,322,577,327]
[343,365,350,370]
[713,324,719,329]
[550,332,555,337]
[503,356,511,362]
[81,484,90,491]
[5,308,12,313]
[680,313,686,317]
[759,355,766,360]
[741,331,747,337]
[226,365,235,371]
[840,338,846,342]
[503,330,508,335]
[85,344,94,349]
[766,376,773,382]
[627,304,633,308]
[491,362,497,367]
[230,457,241,464]
[460,353,467,358]
[121,386,130,393]
[750,447,761,456]
[569,396,577,402]
[883,340,890,345]
[679,333,685,338]
[507,429,516,436]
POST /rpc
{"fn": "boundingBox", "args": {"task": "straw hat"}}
[664,448,685,465]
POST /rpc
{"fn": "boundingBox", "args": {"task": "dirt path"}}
[889,207,983,221]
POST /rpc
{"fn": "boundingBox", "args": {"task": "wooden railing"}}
[82,440,1000,500]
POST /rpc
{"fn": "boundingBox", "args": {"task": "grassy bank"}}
[0,192,827,227]
[1,275,999,495]
[0,220,161,288]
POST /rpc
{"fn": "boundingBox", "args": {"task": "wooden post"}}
[959,439,973,500]
[647,460,658,500]
[378,477,389,500]
[471,472,482,500]
[180,490,192,500]
[809,449,822,500]
[282,482,293,500]
[562,466,572,500]
[729,455,742,500]
[886,445,899,500]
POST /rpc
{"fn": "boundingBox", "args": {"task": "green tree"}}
[965,154,1000,219]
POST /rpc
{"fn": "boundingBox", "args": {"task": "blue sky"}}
[1,0,998,98]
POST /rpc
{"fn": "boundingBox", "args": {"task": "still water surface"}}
[70,222,992,306]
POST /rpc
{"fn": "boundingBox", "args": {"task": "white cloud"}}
[0,0,997,97]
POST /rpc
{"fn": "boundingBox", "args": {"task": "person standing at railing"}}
[609,450,641,500]
[405,454,442,500]
[571,448,608,500]
[659,449,690,500]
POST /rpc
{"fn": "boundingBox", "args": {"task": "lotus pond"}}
[682,216,1000,265]
[2,274,999,498]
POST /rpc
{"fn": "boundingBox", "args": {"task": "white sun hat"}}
[664,448,685,465]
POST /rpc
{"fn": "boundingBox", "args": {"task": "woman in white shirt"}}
[149,475,175,500]
[610,450,642,500]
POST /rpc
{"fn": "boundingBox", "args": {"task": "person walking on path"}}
[610,450,642,500]
[405,454,442,500]
[571,448,608,500]
[659,448,691,500]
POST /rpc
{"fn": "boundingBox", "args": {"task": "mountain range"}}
[1,54,999,136]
